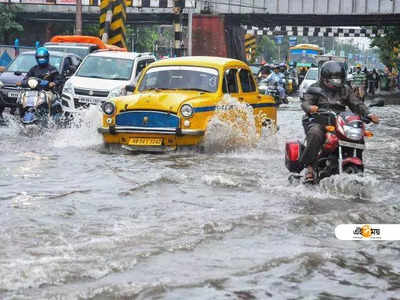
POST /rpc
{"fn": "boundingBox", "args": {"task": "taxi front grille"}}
[116,111,179,128]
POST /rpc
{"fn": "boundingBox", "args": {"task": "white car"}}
[61,51,155,112]
[299,67,318,99]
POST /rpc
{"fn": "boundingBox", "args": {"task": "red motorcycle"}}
[285,108,374,184]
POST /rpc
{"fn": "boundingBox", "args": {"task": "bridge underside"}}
[17,12,400,26]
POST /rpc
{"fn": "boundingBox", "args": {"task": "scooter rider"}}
[265,64,286,101]
[300,61,379,183]
[20,47,63,94]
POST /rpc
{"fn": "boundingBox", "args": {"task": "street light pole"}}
[75,0,82,35]
[188,8,192,56]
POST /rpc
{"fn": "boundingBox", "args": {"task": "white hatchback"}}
[61,51,155,112]
[299,67,318,99]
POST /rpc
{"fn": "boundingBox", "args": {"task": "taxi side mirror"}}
[125,84,135,92]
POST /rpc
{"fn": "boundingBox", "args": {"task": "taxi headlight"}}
[62,80,74,95]
[102,101,115,115]
[180,104,193,118]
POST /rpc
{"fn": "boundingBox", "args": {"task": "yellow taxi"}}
[97,56,277,151]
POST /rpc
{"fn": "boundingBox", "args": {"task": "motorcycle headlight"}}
[102,101,115,115]
[28,78,39,89]
[343,125,363,141]
[62,80,74,95]
[180,104,193,118]
[107,86,125,100]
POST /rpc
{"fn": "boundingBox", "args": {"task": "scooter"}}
[285,108,374,184]
[17,77,63,131]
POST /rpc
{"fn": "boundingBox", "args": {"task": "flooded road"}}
[1,98,400,299]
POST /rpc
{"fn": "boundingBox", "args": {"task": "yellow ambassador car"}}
[98,56,277,151]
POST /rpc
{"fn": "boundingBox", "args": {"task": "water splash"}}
[52,106,103,148]
[201,96,263,153]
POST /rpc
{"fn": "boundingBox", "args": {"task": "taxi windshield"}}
[138,66,219,92]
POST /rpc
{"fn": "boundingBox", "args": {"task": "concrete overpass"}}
[10,0,400,60]
[14,0,400,26]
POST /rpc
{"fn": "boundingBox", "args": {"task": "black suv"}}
[0,51,81,114]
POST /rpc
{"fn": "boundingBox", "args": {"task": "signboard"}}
[274,35,284,45]
[289,36,297,47]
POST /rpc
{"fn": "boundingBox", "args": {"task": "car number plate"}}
[8,91,19,98]
[339,140,365,150]
[128,138,162,146]
[78,97,101,104]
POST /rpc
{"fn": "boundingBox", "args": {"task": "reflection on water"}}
[0,100,399,299]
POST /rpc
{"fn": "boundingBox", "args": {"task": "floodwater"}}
[0,98,399,300]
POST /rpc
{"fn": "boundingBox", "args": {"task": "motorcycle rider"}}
[265,64,287,101]
[300,61,379,183]
[19,47,63,99]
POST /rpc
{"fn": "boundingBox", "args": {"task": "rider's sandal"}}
[304,169,315,184]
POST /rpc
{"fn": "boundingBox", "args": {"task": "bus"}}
[288,44,324,68]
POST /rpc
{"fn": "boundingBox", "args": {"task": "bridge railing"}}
[0,0,196,8]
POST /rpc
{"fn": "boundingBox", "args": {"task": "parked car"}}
[0,51,81,113]
[97,56,277,152]
[61,51,155,113]
[298,67,318,99]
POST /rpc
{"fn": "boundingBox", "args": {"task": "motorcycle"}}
[285,107,374,184]
[259,80,288,106]
[17,77,63,131]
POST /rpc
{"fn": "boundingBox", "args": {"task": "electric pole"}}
[75,0,82,35]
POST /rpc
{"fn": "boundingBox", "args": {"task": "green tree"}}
[256,36,277,62]
[0,4,23,44]
[128,25,159,53]
[370,26,400,70]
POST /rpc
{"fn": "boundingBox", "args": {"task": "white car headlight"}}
[107,86,125,99]
[62,80,74,95]
[180,104,193,118]
[0,80,4,89]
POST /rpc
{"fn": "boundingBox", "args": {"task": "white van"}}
[61,51,155,112]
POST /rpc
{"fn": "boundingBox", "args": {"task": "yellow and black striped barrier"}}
[244,33,256,61]
[99,0,127,49]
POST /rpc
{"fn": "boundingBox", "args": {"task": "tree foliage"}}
[370,26,400,69]
[0,4,23,44]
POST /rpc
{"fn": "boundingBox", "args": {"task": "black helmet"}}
[320,61,345,90]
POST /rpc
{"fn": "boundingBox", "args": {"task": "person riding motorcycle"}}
[20,47,63,94]
[300,61,379,183]
[265,64,287,101]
